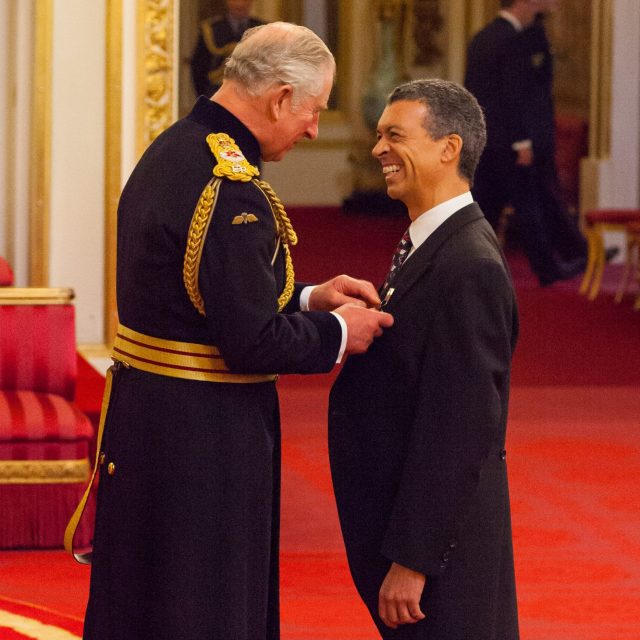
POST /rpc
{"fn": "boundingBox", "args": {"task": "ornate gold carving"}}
[137,0,176,155]
[0,459,91,484]
[207,133,260,181]
[183,178,222,316]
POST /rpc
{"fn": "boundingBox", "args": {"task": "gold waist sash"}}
[112,324,277,383]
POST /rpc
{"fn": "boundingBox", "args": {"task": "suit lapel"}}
[385,203,485,306]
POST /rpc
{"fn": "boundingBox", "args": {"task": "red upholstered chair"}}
[0,257,14,286]
[615,222,640,310]
[580,209,640,300]
[0,287,95,548]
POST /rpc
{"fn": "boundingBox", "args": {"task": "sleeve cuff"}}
[511,139,532,151]
[299,285,315,311]
[330,311,348,363]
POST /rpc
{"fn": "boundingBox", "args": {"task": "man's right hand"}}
[334,303,394,354]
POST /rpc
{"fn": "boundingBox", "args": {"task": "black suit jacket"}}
[329,204,520,639]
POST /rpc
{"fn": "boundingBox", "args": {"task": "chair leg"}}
[632,238,640,310]
[580,227,598,296]
[614,234,634,303]
[495,205,514,249]
[587,229,606,300]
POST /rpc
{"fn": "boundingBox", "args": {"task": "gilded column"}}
[136,0,176,157]
[30,0,53,286]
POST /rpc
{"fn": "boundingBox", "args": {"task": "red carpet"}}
[1,207,639,639]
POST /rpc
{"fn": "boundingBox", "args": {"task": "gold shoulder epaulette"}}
[207,132,260,182]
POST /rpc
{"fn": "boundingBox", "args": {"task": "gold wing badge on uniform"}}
[232,212,259,224]
[207,132,260,182]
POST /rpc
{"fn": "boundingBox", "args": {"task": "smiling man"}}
[328,79,520,639]
[79,22,393,640]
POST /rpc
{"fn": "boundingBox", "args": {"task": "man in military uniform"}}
[72,22,393,640]
[191,0,264,97]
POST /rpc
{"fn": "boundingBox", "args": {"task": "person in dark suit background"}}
[191,0,264,97]
[465,0,590,286]
[329,79,520,639]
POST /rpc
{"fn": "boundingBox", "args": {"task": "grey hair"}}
[388,79,487,184]
[224,22,336,105]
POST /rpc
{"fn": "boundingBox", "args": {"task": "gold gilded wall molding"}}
[105,0,123,344]
[0,459,90,484]
[136,0,176,157]
[579,0,611,217]
[589,0,611,160]
[30,0,53,286]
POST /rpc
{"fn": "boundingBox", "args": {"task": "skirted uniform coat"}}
[329,204,520,639]
[83,97,342,640]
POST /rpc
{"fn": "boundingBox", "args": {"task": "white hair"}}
[224,22,336,105]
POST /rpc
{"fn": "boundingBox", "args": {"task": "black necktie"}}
[380,228,412,299]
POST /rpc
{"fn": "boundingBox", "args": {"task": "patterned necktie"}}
[380,228,413,299]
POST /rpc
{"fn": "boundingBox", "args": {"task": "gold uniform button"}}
[107,462,116,476]
[99,452,106,465]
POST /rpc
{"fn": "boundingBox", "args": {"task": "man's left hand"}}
[378,562,427,629]
[308,275,380,311]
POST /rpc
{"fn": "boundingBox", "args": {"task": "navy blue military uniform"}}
[83,97,342,640]
[191,14,264,97]
[329,205,520,639]
[465,15,587,285]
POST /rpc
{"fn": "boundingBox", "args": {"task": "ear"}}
[441,134,463,164]
[268,84,294,121]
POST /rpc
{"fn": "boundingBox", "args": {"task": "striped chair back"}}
[0,289,77,400]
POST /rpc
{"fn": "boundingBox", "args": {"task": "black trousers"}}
[473,148,587,283]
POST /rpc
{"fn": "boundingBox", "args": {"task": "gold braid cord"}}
[183,178,220,316]
[183,133,296,316]
[201,20,238,57]
[253,179,298,311]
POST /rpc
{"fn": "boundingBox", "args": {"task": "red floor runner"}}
[1,207,639,639]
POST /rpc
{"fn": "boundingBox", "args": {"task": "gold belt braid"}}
[64,366,114,563]
[112,324,277,383]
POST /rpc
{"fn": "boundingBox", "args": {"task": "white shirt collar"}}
[407,192,474,254]
[499,10,524,32]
